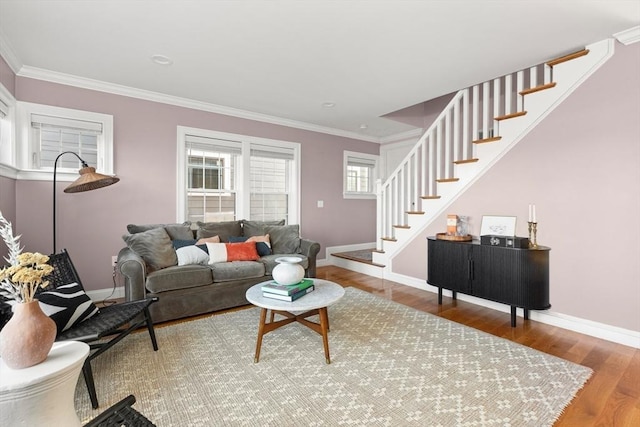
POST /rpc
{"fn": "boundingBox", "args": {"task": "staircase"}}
[372,38,614,270]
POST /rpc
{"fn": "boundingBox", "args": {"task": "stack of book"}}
[261,279,315,301]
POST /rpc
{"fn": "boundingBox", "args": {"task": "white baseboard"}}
[86,286,125,302]
[326,257,640,349]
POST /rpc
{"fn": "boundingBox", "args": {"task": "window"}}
[184,134,240,223]
[250,144,295,222]
[16,102,113,181]
[0,85,15,170]
[177,127,299,224]
[343,151,378,199]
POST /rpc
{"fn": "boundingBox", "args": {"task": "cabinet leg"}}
[452,291,457,300]
[524,309,530,321]
[438,288,442,304]
[510,306,517,327]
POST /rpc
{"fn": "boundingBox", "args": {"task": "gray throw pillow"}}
[242,219,285,237]
[126,222,193,240]
[264,224,301,254]
[196,220,242,242]
[122,227,177,270]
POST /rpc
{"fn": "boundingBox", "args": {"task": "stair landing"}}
[332,249,385,267]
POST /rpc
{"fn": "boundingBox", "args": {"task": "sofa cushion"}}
[127,222,194,240]
[228,235,271,256]
[122,227,177,270]
[206,242,260,264]
[145,265,214,293]
[259,254,309,275]
[210,261,265,283]
[242,219,285,237]
[196,220,242,242]
[264,224,301,254]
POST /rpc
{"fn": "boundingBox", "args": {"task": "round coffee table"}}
[246,279,345,364]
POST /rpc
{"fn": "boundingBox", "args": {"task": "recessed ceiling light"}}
[359,124,368,130]
[322,102,336,108]
[151,54,173,66]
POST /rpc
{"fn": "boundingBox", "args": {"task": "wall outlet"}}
[111,256,118,267]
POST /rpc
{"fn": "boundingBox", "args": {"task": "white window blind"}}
[250,143,293,222]
[344,151,378,197]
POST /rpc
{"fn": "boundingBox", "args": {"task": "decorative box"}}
[481,235,530,248]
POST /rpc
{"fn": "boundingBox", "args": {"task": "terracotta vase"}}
[0,300,57,369]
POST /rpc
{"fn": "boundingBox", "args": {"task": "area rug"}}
[75,287,592,426]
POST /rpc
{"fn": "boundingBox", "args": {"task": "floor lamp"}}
[53,151,120,254]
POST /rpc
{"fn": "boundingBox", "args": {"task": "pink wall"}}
[393,41,640,332]
[0,55,16,96]
[10,77,379,291]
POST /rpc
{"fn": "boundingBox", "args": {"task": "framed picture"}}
[480,215,517,236]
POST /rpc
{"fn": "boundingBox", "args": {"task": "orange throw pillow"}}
[225,242,260,261]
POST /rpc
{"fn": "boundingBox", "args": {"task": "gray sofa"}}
[117,220,320,323]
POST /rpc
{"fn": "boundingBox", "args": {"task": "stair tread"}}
[547,49,589,67]
[520,82,556,95]
[421,195,441,199]
[381,237,397,242]
[406,211,425,215]
[436,177,460,183]
[332,250,385,268]
[473,136,502,144]
[495,111,527,121]
[454,158,479,164]
[393,225,410,229]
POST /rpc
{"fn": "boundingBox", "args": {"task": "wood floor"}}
[314,265,640,427]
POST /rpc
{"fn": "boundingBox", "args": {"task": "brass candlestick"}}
[528,221,538,249]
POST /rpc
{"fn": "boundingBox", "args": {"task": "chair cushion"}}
[37,282,100,333]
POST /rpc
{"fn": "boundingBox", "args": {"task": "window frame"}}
[343,150,379,199]
[15,102,114,183]
[176,126,300,224]
[0,83,16,177]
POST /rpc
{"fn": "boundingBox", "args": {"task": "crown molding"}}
[0,30,22,74]
[16,66,383,144]
[613,26,640,45]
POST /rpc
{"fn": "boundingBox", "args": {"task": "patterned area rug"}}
[75,288,592,426]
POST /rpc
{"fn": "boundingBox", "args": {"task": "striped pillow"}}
[37,283,99,334]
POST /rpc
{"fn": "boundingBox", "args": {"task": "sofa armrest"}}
[117,247,147,301]
[298,239,320,278]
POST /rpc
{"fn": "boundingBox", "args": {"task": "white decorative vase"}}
[272,256,305,286]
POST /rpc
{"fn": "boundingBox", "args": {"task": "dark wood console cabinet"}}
[427,237,550,326]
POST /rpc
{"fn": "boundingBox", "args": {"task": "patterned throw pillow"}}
[37,283,100,334]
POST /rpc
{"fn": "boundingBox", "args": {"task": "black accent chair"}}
[45,249,159,409]
[83,395,156,427]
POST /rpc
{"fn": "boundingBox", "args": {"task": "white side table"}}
[0,341,90,427]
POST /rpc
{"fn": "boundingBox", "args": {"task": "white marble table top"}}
[246,279,345,311]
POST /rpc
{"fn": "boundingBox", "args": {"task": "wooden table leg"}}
[254,308,268,363]
[319,307,331,364]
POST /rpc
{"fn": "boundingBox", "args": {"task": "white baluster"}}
[482,81,490,138]
[517,70,524,112]
[505,74,513,115]
[472,85,480,141]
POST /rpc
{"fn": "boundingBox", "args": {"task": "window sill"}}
[343,192,376,200]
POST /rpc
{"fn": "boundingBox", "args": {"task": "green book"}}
[262,279,314,296]
[262,285,315,301]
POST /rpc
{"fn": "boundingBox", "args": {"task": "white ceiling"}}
[0,1,638,142]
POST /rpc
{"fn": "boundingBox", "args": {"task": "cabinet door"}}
[427,239,472,293]
[473,245,550,309]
